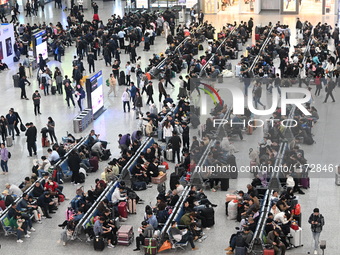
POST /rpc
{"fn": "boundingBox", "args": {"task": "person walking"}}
[87,51,95,74]
[146,81,154,105]
[23,55,32,78]
[75,84,86,111]
[308,208,325,255]
[125,62,132,86]
[32,90,42,116]
[164,65,175,88]
[9,7,18,23]
[64,82,75,108]
[40,70,51,96]
[296,18,303,37]
[0,116,8,144]
[129,82,137,109]
[253,81,266,109]
[136,64,143,88]
[19,76,31,100]
[18,63,26,78]
[198,10,204,25]
[121,88,130,113]
[11,108,22,136]
[0,143,9,175]
[47,117,57,144]
[158,78,167,102]
[6,109,17,140]
[284,26,291,47]
[134,91,143,114]
[54,67,63,94]
[108,74,117,97]
[323,77,336,103]
[25,0,31,17]
[25,122,37,157]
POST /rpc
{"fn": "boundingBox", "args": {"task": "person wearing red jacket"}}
[44,177,59,196]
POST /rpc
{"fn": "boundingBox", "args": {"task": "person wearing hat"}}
[266,228,286,255]
[133,221,154,251]
[146,81,154,105]
[308,208,325,254]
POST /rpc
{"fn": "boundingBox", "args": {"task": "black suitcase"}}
[94,236,105,251]
[170,173,180,190]
[200,207,215,227]
[119,71,125,85]
[218,74,223,83]
[13,74,20,87]
[51,86,57,95]
[293,213,302,227]
[220,178,229,191]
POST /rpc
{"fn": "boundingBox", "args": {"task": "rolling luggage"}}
[235,246,247,255]
[89,156,99,172]
[93,236,105,251]
[13,74,20,87]
[300,177,310,189]
[51,86,57,95]
[144,238,157,255]
[117,225,134,246]
[293,213,302,227]
[336,172,340,186]
[128,198,136,214]
[255,34,260,41]
[228,200,238,220]
[151,173,167,184]
[119,71,125,85]
[220,178,229,191]
[200,207,215,228]
[226,62,232,70]
[6,136,13,147]
[166,149,173,161]
[218,74,223,83]
[131,181,147,191]
[118,201,128,218]
[290,227,302,247]
[237,42,243,51]
[150,104,158,115]
[170,173,180,190]
[248,125,253,135]
[263,250,275,255]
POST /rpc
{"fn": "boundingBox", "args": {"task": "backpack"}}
[304,135,314,145]
[41,76,47,84]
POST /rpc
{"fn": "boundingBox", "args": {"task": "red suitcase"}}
[255,34,260,41]
[144,238,157,255]
[118,202,128,218]
[117,225,134,246]
[89,156,99,172]
[263,249,275,255]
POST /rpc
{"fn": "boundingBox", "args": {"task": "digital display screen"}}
[33,30,48,62]
[89,71,104,115]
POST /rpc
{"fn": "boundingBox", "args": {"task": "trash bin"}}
[13,74,20,87]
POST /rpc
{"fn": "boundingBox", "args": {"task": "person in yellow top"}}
[108,74,117,97]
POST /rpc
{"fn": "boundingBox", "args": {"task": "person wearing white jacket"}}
[77,0,83,11]
[121,89,130,113]
[163,121,173,145]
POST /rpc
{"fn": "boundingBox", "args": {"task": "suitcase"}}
[200,207,215,228]
[293,213,302,227]
[117,225,134,246]
[166,149,173,161]
[170,173,180,190]
[119,71,125,85]
[89,156,99,172]
[226,62,232,70]
[93,235,105,251]
[144,238,157,255]
[290,227,302,247]
[300,177,310,189]
[6,136,13,147]
[248,125,253,135]
[51,86,57,95]
[220,178,229,191]
[255,34,260,41]
[151,173,167,184]
[118,202,128,218]
[128,198,136,214]
[161,161,169,170]
[218,74,223,83]
[228,200,238,220]
[263,250,275,255]
[235,246,246,255]
[13,74,20,87]
[237,42,243,51]
[131,181,147,191]
[336,172,340,186]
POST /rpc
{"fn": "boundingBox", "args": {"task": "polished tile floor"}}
[0,2,339,255]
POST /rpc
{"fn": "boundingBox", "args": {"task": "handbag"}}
[40,84,44,90]
[20,123,26,132]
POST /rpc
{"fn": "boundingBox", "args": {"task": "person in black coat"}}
[38,54,46,71]
[19,76,31,100]
[64,81,75,108]
[146,81,154,105]
[169,131,181,163]
[68,150,81,184]
[11,107,22,136]
[25,122,37,157]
